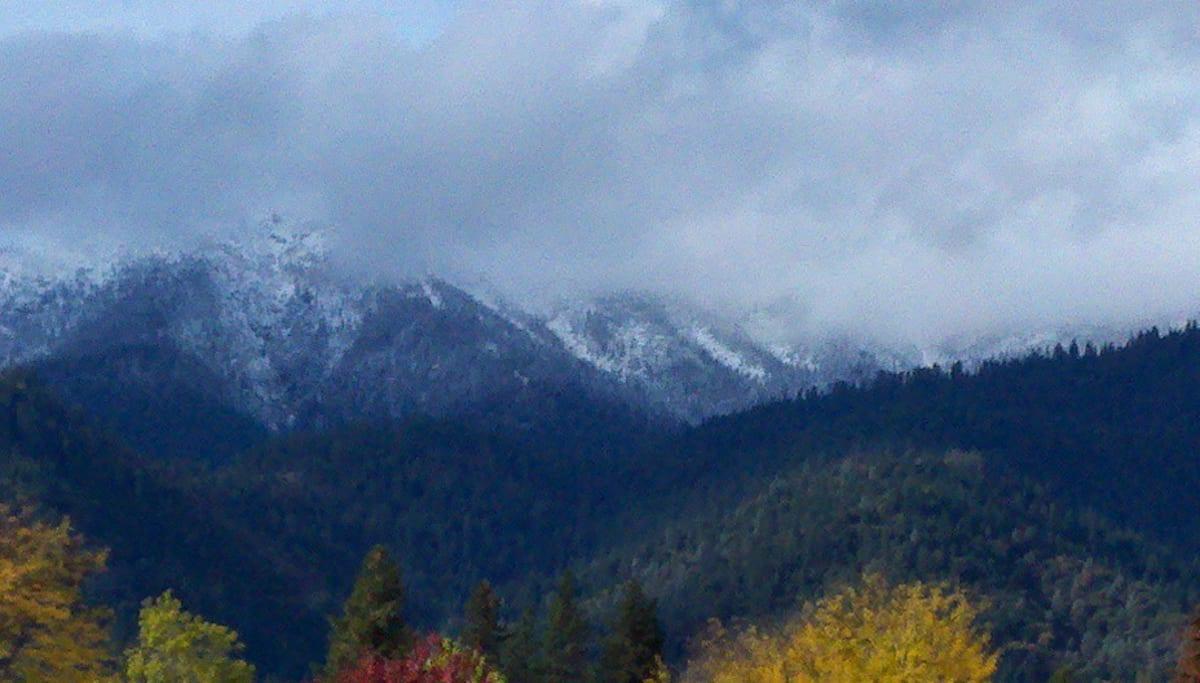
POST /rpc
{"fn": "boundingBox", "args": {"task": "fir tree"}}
[499,608,540,683]
[541,571,589,683]
[598,580,664,683]
[324,545,412,677]
[463,580,503,658]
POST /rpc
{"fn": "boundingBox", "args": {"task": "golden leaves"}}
[685,574,998,683]
[0,506,117,681]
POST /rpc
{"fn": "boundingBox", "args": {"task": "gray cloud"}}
[3,1,1200,346]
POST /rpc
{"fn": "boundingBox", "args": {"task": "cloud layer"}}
[3,1,1200,345]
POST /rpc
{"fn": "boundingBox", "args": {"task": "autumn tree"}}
[124,590,254,683]
[1177,609,1200,682]
[463,581,503,658]
[0,507,116,681]
[598,580,664,683]
[337,633,505,683]
[684,573,997,682]
[326,545,413,677]
[541,571,589,683]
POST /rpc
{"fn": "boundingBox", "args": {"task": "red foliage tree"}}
[336,634,505,683]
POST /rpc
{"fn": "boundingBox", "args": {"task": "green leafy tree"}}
[124,590,254,683]
[598,580,664,683]
[499,608,540,683]
[463,581,503,658]
[326,545,412,677]
[541,571,589,683]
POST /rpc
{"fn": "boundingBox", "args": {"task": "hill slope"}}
[656,325,1200,550]
[582,450,1196,681]
[0,373,331,677]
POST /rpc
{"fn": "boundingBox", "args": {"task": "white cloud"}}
[2,1,1200,345]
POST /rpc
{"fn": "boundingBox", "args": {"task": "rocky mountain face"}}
[0,225,1141,446]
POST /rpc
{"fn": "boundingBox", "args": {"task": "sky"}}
[2,1,1200,346]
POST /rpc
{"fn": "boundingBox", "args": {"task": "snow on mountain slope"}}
[545,294,810,420]
[1,223,1172,431]
[0,225,631,430]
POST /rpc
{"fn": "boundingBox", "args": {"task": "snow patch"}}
[769,344,818,371]
[546,314,622,375]
[421,279,444,309]
[691,327,767,382]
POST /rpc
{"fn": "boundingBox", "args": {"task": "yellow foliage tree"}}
[0,506,117,681]
[685,574,997,683]
[124,590,255,683]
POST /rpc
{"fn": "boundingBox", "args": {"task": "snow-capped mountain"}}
[544,294,911,421]
[0,223,1165,441]
[0,225,638,434]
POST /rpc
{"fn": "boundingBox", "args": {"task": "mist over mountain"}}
[4,222,1169,439]
[5,4,1200,682]
[5,2,1200,347]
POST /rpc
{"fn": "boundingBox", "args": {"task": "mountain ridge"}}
[2,224,1191,436]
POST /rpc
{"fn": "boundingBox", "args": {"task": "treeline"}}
[662,324,1200,549]
[7,503,1200,682]
[582,450,1199,680]
[8,324,1200,679]
[0,504,665,682]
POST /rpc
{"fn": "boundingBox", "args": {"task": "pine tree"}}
[541,571,589,683]
[499,607,540,683]
[463,580,503,658]
[324,545,412,677]
[598,580,664,683]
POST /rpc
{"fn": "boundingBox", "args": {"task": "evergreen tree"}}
[642,656,670,683]
[541,571,589,683]
[463,580,503,658]
[499,607,540,683]
[324,545,412,677]
[598,580,664,683]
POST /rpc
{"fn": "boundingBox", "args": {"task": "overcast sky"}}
[2,1,1200,345]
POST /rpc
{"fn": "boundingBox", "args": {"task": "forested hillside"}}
[583,451,1195,681]
[0,374,332,671]
[658,325,1200,549]
[4,325,1200,680]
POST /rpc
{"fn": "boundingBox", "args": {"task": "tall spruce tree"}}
[598,580,664,683]
[542,571,590,683]
[324,545,411,677]
[500,607,541,683]
[463,580,503,657]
